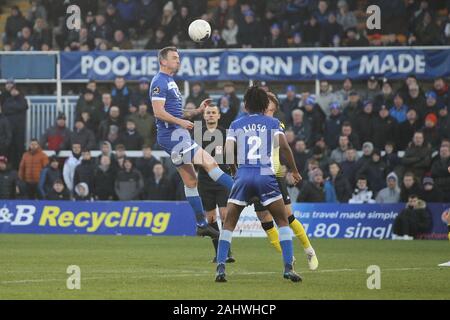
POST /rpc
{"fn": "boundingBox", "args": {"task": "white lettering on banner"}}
[209,56,220,75]
[81,55,159,76]
[81,56,94,74]
[194,57,208,75]
[300,55,351,76]
[12,205,36,226]
[226,55,293,76]
[359,54,426,75]
[227,55,240,75]
[112,56,130,76]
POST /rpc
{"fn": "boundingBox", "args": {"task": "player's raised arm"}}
[183,98,212,119]
[278,132,302,185]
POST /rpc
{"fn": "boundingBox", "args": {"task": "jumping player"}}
[215,85,302,282]
[150,47,234,238]
[254,92,318,270]
[196,103,235,262]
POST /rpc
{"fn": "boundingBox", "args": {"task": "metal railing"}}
[26,95,78,143]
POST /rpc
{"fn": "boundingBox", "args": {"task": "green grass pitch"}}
[1,234,449,299]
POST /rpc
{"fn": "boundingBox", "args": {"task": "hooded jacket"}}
[63,152,82,191]
[375,172,400,203]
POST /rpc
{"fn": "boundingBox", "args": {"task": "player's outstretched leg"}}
[194,148,234,191]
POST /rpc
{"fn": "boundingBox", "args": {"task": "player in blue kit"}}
[215,85,302,282]
[150,47,234,238]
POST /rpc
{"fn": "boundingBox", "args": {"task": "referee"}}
[196,104,235,263]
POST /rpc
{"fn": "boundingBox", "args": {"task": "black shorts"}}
[198,185,229,212]
[253,177,291,212]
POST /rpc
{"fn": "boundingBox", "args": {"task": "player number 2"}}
[247,136,262,160]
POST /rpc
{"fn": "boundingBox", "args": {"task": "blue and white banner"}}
[60,48,450,81]
[234,203,449,239]
[0,201,448,239]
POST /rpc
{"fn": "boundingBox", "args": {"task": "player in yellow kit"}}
[253,92,318,270]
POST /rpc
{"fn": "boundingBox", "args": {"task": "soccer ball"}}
[188,19,211,43]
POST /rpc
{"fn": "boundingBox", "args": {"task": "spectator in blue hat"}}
[389,94,409,124]
[264,23,287,47]
[280,85,300,126]
[325,102,345,150]
[130,77,152,113]
[421,90,439,119]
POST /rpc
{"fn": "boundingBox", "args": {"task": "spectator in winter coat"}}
[437,105,450,141]
[431,144,450,202]
[330,135,351,164]
[357,149,387,194]
[382,141,401,175]
[328,162,352,203]
[130,77,152,111]
[38,156,62,199]
[19,139,49,199]
[422,113,440,151]
[144,163,173,200]
[0,105,12,156]
[316,81,336,117]
[372,105,397,149]
[46,179,71,200]
[354,101,375,145]
[392,196,432,239]
[400,171,422,202]
[74,182,92,201]
[73,149,96,193]
[341,148,359,187]
[375,172,400,203]
[348,175,376,204]
[2,85,28,167]
[290,109,312,144]
[93,155,116,200]
[389,94,408,124]
[127,103,155,148]
[420,177,444,203]
[0,156,18,199]
[63,143,82,192]
[280,85,300,126]
[135,145,159,183]
[115,158,144,200]
[325,103,345,150]
[70,119,97,150]
[297,168,326,202]
[397,108,421,151]
[118,119,143,150]
[111,76,132,116]
[75,89,102,129]
[401,131,432,180]
[98,106,123,147]
[301,97,325,143]
[39,113,71,152]
[186,82,210,109]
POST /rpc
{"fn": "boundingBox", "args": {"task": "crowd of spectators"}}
[0,73,449,204]
[2,0,450,51]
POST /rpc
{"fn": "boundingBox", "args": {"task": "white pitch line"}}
[1,266,443,285]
